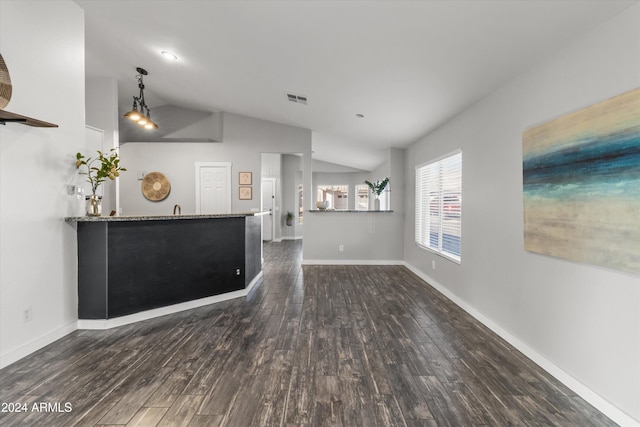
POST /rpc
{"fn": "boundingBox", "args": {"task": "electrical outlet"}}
[339,244,344,252]
[235,268,241,276]
[432,260,436,270]
[22,307,33,323]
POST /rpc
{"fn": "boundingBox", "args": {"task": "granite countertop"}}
[308,209,394,213]
[65,212,268,222]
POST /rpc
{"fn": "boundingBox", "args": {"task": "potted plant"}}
[285,211,294,226]
[75,149,126,216]
[364,177,390,210]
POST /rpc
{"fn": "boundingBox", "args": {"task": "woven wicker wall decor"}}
[0,53,13,109]
[141,171,171,201]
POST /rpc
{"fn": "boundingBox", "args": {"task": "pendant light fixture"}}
[123,67,158,129]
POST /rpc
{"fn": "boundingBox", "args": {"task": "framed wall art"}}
[523,87,640,274]
[239,186,252,200]
[239,172,252,185]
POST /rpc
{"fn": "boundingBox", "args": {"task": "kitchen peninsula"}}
[65,213,264,328]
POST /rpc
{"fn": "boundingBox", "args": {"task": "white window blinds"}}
[415,151,462,262]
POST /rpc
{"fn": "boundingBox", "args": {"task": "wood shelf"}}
[0,109,58,127]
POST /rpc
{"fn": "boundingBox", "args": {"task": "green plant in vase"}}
[75,149,126,216]
[364,177,389,210]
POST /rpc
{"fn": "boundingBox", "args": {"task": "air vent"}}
[286,92,308,105]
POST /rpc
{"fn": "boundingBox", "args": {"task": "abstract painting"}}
[523,88,640,275]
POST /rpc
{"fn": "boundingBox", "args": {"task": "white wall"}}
[118,113,312,216]
[388,148,405,214]
[86,77,119,213]
[0,0,85,368]
[404,4,640,425]
[303,212,404,262]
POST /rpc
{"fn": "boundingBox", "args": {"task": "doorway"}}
[261,177,276,241]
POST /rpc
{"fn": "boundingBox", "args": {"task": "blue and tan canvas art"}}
[523,88,640,275]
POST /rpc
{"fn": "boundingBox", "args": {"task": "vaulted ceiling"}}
[76,0,636,170]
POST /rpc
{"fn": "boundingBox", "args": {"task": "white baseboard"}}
[402,262,639,427]
[78,271,263,330]
[302,259,404,266]
[0,321,78,369]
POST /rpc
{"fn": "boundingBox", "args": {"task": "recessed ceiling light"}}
[161,51,178,61]
[356,113,364,118]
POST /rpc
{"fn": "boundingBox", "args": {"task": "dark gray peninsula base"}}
[66,213,263,326]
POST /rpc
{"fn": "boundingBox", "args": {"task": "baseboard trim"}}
[0,321,78,369]
[78,271,263,331]
[402,261,639,427]
[302,259,404,265]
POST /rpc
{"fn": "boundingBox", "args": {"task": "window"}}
[415,151,462,262]
[355,184,369,210]
[316,185,349,210]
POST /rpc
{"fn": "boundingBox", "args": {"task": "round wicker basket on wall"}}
[0,53,13,109]
[141,171,171,201]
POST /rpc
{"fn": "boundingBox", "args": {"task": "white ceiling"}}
[76,0,636,171]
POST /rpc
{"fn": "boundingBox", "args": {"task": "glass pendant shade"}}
[137,116,148,126]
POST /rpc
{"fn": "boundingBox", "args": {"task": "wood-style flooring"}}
[0,240,616,426]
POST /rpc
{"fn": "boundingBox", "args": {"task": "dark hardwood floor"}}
[0,240,616,426]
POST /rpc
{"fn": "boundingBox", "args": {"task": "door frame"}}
[195,162,232,214]
[261,177,276,241]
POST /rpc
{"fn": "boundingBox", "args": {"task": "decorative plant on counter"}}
[364,177,390,197]
[75,149,126,195]
[75,149,126,216]
[364,177,390,210]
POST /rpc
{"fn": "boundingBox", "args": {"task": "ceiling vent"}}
[286,93,307,105]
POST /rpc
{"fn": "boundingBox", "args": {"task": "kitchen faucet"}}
[173,204,181,215]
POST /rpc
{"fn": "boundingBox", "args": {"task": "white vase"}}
[373,198,380,211]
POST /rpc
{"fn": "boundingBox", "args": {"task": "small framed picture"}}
[239,172,252,185]
[239,186,252,200]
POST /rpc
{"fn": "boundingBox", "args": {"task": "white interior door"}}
[262,178,275,241]
[195,162,231,214]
